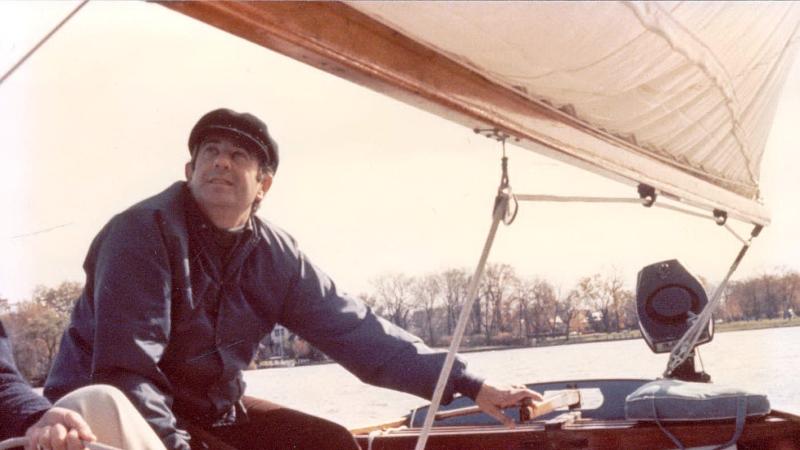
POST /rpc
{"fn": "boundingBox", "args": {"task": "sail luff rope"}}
[0,0,89,87]
[413,196,506,450]
[414,137,514,450]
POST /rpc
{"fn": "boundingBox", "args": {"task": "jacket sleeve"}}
[86,213,190,450]
[0,321,52,440]
[276,241,484,403]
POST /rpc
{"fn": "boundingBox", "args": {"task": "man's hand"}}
[25,407,97,450]
[475,381,543,428]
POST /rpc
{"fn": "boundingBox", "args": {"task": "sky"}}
[1,1,799,304]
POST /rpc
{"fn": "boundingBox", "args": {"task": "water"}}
[243,327,800,429]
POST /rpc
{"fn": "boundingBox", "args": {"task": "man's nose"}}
[213,152,233,169]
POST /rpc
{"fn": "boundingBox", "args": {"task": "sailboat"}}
[154,2,800,449]
[2,1,799,449]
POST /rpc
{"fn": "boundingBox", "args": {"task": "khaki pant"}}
[55,385,165,450]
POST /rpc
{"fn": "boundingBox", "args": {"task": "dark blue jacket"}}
[1,321,52,440]
[44,182,481,450]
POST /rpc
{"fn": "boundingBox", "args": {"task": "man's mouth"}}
[207,177,234,186]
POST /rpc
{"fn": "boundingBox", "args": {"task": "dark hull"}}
[356,412,800,449]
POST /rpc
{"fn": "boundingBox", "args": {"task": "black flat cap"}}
[188,108,279,172]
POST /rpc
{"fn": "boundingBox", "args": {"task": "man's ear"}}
[185,161,194,181]
[255,173,273,202]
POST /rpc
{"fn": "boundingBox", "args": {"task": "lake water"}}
[243,326,800,429]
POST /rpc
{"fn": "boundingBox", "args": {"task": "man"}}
[0,321,164,450]
[44,108,542,450]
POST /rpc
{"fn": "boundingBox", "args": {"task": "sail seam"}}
[623,1,758,187]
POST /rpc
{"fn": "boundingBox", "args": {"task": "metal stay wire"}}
[664,225,761,378]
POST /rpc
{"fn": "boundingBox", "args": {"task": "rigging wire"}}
[0,0,89,87]
[724,222,748,245]
[664,224,762,377]
[7,222,73,240]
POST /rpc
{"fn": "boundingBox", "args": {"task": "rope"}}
[0,0,89,87]
[664,226,761,377]
[413,188,512,450]
[515,194,642,204]
[723,223,747,245]
[367,425,408,450]
[0,437,120,450]
[515,193,725,223]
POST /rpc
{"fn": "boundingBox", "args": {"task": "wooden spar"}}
[157,1,771,225]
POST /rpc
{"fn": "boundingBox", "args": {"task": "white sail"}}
[162,1,800,225]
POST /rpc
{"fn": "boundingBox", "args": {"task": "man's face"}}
[185,134,272,217]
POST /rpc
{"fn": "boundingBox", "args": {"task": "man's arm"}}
[51,214,189,449]
[271,238,480,404]
[0,321,52,440]
[270,233,543,423]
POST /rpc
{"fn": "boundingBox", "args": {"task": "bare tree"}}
[556,287,583,340]
[7,302,63,385]
[357,292,381,315]
[574,274,603,332]
[413,274,443,345]
[478,263,518,343]
[32,281,83,318]
[773,268,799,319]
[517,278,557,339]
[784,270,800,317]
[731,278,764,320]
[510,281,530,340]
[440,269,469,335]
[371,273,416,329]
[718,269,800,321]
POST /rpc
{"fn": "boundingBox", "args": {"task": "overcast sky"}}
[1,1,799,303]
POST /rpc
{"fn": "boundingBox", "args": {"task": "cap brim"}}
[202,125,271,165]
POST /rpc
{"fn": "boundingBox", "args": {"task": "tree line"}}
[1,266,798,384]
[359,264,799,347]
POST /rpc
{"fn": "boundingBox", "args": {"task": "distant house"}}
[270,325,289,357]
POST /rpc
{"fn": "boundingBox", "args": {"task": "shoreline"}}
[458,317,800,353]
[256,318,799,368]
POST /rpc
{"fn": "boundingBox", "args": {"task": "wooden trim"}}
[353,414,800,449]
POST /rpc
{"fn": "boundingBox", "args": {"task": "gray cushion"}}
[625,379,770,421]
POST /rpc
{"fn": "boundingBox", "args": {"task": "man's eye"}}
[233,151,250,161]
